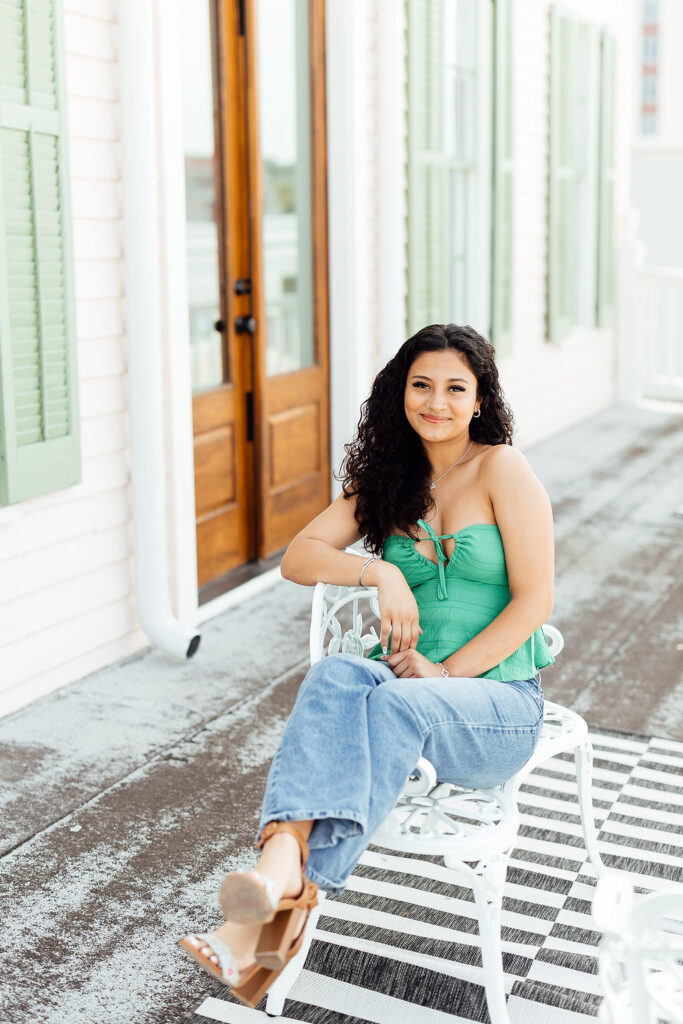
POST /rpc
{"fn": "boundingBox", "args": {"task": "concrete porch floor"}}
[1,401,682,1024]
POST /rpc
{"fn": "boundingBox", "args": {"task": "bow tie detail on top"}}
[416,518,456,600]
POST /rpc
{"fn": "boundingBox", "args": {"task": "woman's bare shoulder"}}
[480,442,529,473]
[480,443,551,518]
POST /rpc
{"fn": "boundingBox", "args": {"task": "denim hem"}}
[304,861,348,896]
[254,809,367,849]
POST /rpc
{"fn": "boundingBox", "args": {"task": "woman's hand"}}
[373,563,423,654]
[380,649,440,678]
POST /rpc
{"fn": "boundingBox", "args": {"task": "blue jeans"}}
[255,652,544,895]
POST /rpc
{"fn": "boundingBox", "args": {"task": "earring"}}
[472,409,481,418]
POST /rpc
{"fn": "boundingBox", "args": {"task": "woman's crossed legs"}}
[214,652,543,968]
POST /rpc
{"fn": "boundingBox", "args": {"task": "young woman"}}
[179,323,555,1006]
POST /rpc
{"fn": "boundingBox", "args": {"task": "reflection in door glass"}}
[180,0,225,391]
[257,0,314,376]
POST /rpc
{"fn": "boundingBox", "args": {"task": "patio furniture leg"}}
[471,860,510,1024]
[264,892,327,1016]
[574,739,606,876]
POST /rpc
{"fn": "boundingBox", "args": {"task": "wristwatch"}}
[437,662,450,677]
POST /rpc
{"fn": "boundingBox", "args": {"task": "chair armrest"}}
[310,581,380,665]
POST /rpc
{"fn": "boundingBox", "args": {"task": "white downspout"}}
[118,0,201,659]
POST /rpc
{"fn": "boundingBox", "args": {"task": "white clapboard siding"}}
[68,137,119,181]
[0,4,147,717]
[72,220,121,261]
[66,54,118,100]
[62,9,116,61]
[68,96,118,139]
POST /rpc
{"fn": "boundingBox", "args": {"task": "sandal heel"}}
[255,905,306,969]
[230,963,282,1008]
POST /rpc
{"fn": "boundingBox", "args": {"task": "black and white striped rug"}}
[193,729,683,1023]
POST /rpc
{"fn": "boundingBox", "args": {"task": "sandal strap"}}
[256,820,310,868]
[301,881,319,910]
[192,933,241,984]
[274,878,319,913]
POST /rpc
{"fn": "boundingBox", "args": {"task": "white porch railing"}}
[619,206,683,405]
[637,266,683,402]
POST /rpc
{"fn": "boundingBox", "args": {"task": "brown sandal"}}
[229,902,315,1008]
[178,932,261,988]
[219,820,314,923]
[250,821,319,970]
[178,932,283,1010]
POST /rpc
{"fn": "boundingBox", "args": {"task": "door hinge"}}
[246,391,254,442]
[238,0,246,36]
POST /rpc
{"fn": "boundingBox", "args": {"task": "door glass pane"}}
[257,0,315,377]
[180,0,225,391]
[451,168,467,320]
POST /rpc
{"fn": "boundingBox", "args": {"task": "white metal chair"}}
[263,581,606,1021]
[593,872,683,1024]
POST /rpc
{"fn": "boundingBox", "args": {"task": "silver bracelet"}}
[437,662,450,677]
[358,555,376,587]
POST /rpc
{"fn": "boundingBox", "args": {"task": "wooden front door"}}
[180,0,330,596]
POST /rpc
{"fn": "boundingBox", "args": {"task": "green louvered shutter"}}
[491,0,514,356]
[547,5,577,343]
[0,0,80,506]
[596,28,616,327]
[406,0,449,337]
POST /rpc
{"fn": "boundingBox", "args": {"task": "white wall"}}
[0,0,149,717]
[630,0,683,269]
[464,0,630,447]
[498,0,634,448]
[331,0,637,454]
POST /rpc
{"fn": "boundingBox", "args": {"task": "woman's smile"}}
[421,414,450,422]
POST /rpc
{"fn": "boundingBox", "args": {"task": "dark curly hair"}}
[337,323,515,555]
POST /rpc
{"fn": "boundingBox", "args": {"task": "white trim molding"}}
[377,0,408,363]
[326,0,374,498]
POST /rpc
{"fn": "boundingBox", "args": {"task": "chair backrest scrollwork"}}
[310,583,380,665]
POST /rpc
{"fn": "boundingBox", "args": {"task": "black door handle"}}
[235,315,257,335]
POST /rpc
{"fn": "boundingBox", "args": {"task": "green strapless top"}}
[366,517,555,681]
